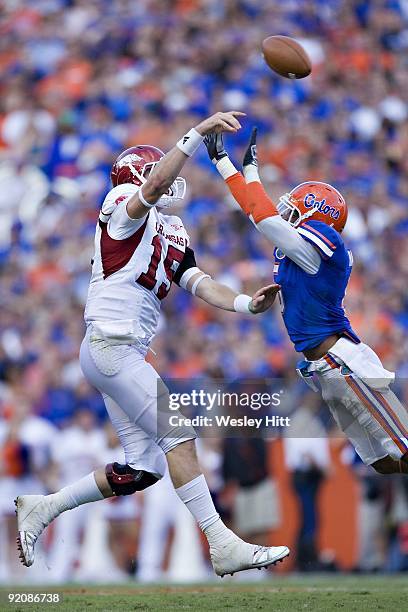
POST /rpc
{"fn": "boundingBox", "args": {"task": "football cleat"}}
[15,495,56,567]
[210,536,289,577]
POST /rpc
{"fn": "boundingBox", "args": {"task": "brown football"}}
[262,35,311,79]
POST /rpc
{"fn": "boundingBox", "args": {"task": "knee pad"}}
[105,462,159,496]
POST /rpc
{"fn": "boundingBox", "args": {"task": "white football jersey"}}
[84,184,189,350]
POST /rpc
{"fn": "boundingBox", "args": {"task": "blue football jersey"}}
[273,220,359,352]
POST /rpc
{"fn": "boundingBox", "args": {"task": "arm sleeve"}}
[224,172,253,215]
[258,216,321,274]
[223,172,280,223]
[173,246,198,286]
[100,185,147,240]
[223,174,321,274]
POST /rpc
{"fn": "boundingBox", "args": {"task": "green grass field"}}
[1,575,407,611]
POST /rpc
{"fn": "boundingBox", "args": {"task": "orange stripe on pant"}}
[324,355,338,369]
[345,376,407,455]
[372,389,408,442]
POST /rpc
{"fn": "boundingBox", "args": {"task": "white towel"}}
[90,319,143,344]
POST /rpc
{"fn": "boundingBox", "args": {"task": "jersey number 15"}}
[136,235,184,300]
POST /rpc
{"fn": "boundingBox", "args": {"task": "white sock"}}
[203,515,238,548]
[175,474,223,532]
[46,473,105,518]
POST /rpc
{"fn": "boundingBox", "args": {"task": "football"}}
[262,35,312,79]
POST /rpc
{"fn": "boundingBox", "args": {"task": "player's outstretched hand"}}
[204,133,228,165]
[243,126,258,168]
[196,111,246,136]
[249,283,280,314]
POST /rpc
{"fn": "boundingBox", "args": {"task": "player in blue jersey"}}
[205,128,408,475]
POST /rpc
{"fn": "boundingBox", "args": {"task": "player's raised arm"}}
[205,129,321,275]
[172,246,279,314]
[126,111,245,219]
[204,132,253,217]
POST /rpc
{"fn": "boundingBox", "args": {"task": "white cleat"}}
[15,495,56,567]
[210,536,290,577]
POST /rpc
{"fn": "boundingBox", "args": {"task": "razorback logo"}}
[304,193,340,220]
[170,223,183,231]
[116,153,142,168]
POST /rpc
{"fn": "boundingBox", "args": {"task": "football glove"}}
[204,132,228,165]
[243,127,258,169]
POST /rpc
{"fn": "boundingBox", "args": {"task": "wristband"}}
[179,266,202,290]
[191,273,211,295]
[138,186,156,208]
[176,128,204,157]
[233,294,254,314]
[216,157,238,180]
[243,164,261,184]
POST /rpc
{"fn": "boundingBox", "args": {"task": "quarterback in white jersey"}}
[84,181,191,351]
[16,111,289,576]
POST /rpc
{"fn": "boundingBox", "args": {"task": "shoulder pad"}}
[101,184,139,217]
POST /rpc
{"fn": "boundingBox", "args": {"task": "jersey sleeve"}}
[100,184,147,240]
[297,220,347,267]
[173,246,197,286]
[257,215,321,274]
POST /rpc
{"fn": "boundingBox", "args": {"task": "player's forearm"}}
[190,276,255,314]
[214,160,278,225]
[212,156,253,216]
[127,111,244,219]
[127,130,203,218]
[246,180,279,224]
[141,147,188,204]
[195,278,239,311]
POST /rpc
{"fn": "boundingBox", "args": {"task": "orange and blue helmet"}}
[278,181,348,233]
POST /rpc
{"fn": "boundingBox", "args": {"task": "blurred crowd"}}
[1,0,408,581]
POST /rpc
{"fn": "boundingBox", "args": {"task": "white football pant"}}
[79,326,195,479]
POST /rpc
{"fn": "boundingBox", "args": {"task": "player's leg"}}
[16,334,167,567]
[15,471,105,567]
[94,394,167,497]
[80,336,290,576]
[370,454,408,474]
[344,379,408,473]
[320,369,408,473]
[15,394,164,567]
[363,386,408,473]
[162,438,288,576]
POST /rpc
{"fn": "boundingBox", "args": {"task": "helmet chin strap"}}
[297,208,317,226]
